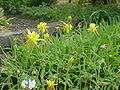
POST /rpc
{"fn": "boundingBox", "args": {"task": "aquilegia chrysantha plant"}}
[87,23,98,32]
[47,80,56,90]
[43,33,50,40]
[57,16,73,33]
[26,28,39,45]
[67,16,72,23]
[37,22,48,33]
[58,21,73,33]
[63,23,73,33]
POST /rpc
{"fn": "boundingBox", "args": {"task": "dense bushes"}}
[0,0,57,15]
[21,5,57,20]
[89,5,120,24]
[21,4,120,23]
[91,0,118,4]
[25,0,57,6]
[0,0,23,15]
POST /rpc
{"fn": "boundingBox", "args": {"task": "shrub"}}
[21,4,120,23]
[21,5,57,20]
[91,0,118,5]
[0,0,57,15]
[0,0,24,15]
[71,4,120,24]
[25,0,57,6]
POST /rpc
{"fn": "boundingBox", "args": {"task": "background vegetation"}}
[21,4,120,23]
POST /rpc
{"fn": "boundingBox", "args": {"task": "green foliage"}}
[25,0,57,6]
[91,0,118,5]
[0,0,24,15]
[90,5,120,24]
[21,4,120,23]
[0,8,4,16]
[0,8,11,30]
[0,21,120,89]
[21,5,57,20]
[0,0,57,15]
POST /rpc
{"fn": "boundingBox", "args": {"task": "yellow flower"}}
[26,29,39,45]
[87,23,98,32]
[64,23,73,33]
[77,23,82,28]
[43,33,50,40]
[47,80,56,89]
[37,22,48,32]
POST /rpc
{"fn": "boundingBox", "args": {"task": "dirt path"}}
[6,17,59,33]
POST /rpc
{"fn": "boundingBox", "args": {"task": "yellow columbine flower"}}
[47,80,56,89]
[43,33,50,40]
[68,16,72,23]
[64,23,73,33]
[26,29,39,45]
[87,23,98,32]
[37,22,48,32]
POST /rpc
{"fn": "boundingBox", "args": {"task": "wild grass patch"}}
[0,19,120,89]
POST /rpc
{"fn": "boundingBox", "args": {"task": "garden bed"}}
[0,1,120,90]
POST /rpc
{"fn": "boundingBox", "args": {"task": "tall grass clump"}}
[0,18,120,89]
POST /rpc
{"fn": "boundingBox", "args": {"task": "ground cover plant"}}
[0,0,120,90]
[0,16,120,89]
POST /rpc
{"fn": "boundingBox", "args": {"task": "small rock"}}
[0,32,23,53]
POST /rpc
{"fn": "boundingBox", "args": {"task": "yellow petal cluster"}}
[37,22,48,32]
[57,16,73,33]
[43,33,50,40]
[87,23,98,32]
[68,16,72,23]
[47,80,56,89]
[26,29,39,45]
[63,23,73,33]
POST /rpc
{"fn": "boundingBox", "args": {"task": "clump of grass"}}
[0,20,120,89]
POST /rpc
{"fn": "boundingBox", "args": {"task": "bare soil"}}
[6,17,59,33]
